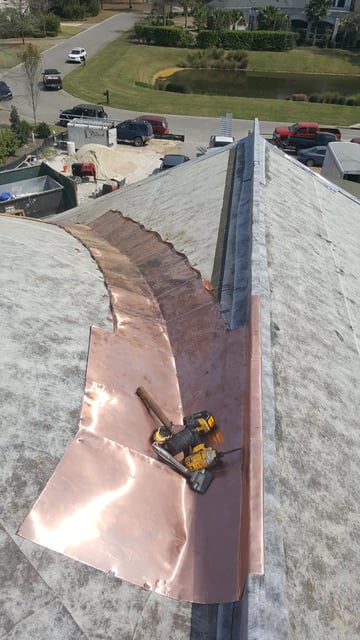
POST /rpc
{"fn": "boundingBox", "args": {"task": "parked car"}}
[350,137,360,144]
[160,154,190,170]
[0,80,13,101]
[297,146,327,167]
[116,120,153,146]
[42,69,62,90]
[137,115,169,136]
[59,103,108,126]
[209,135,234,148]
[67,47,87,63]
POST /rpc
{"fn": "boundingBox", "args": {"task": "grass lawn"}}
[0,0,145,70]
[63,35,360,125]
[0,40,60,69]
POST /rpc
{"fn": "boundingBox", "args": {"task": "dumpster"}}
[0,174,65,217]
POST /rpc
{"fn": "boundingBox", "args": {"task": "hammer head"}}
[188,468,213,494]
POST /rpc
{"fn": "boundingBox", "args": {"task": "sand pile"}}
[69,139,180,184]
[72,144,136,181]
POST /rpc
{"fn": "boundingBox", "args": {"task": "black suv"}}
[116,119,153,146]
[59,103,108,126]
[0,81,13,101]
[43,69,62,91]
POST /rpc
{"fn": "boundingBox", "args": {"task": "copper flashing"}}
[19,213,264,603]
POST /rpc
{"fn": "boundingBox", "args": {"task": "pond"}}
[164,69,360,100]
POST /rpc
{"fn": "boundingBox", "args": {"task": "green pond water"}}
[165,69,360,99]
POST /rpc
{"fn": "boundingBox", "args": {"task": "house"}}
[207,0,353,34]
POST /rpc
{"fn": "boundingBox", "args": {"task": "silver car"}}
[297,146,327,167]
[67,47,87,63]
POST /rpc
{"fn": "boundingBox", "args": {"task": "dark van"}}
[138,115,169,136]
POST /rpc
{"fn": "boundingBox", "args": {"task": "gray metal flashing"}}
[250,120,289,640]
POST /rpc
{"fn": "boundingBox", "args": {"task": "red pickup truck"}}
[273,122,342,148]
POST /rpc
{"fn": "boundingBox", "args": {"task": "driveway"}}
[0,12,140,125]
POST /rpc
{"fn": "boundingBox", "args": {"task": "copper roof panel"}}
[80,326,181,450]
[19,216,263,604]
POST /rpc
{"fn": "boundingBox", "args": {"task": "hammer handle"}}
[136,386,173,429]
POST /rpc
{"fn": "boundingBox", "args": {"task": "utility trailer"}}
[67,119,117,150]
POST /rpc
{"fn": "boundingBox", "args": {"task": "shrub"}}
[10,105,21,135]
[0,127,20,163]
[53,1,86,20]
[196,30,219,49]
[10,105,33,144]
[251,31,295,51]
[134,24,195,47]
[87,0,99,17]
[17,121,33,146]
[219,30,253,50]
[45,13,61,36]
[349,94,360,106]
[286,93,308,101]
[181,47,248,70]
[309,94,320,103]
[35,122,51,139]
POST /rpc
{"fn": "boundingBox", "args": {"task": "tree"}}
[228,9,245,31]
[151,0,170,25]
[257,6,290,31]
[191,2,207,31]
[207,8,231,31]
[29,0,49,36]
[22,44,41,127]
[338,12,360,49]
[179,0,192,29]
[306,0,332,46]
[10,105,32,145]
[1,2,37,44]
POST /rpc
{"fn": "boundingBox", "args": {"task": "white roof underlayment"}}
[1,121,359,640]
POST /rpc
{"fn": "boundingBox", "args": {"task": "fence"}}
[0,132,68,173]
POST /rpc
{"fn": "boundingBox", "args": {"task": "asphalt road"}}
[1,12,357,156]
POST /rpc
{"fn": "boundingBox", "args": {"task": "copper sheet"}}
[19,215,264,603]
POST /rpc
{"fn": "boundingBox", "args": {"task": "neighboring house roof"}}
[1,122,359,639]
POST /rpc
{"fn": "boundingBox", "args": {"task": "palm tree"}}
[228,9,245,31]
[338,12,360,49]
[191,2,208,31]
[179,0,192,29]
[257,6,290,31]
[305,0,332,46]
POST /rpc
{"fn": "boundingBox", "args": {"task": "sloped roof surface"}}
[258,146,360,639]
[1,124,360,640]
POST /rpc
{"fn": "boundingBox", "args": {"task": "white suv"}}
[67,47,87,63]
